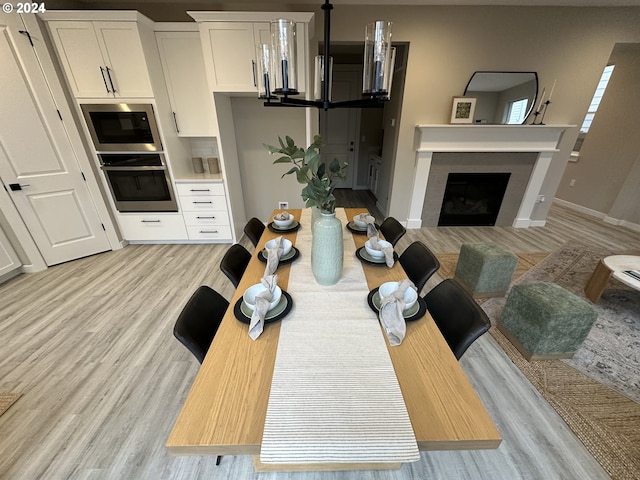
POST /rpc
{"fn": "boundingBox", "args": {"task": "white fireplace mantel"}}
[407,124,574,229]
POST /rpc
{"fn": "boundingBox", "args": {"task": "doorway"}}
[318,43,406,216]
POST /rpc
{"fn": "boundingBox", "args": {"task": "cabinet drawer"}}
[176,182,225,197]
[179,195,227,211]
[117,214,187,241]
[183,210,230,226]
[186,225,232,241]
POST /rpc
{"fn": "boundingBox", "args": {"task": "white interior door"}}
[0,21,111,266]
[319,67,360,188]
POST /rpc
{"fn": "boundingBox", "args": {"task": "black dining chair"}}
[220,243,251,288]
[174,285,229,364]
[379,217,406,247]
[398,241,440,294]
[173,285,228,466]
[423,279,491,360]
[243,217,265,248]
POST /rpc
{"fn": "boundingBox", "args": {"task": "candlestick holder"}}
[531,100,551,125]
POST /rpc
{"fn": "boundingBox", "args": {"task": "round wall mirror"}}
[464,71,538,125]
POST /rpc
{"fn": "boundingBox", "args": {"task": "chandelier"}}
[261,0,395,110]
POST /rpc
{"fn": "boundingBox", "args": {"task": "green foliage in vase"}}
[264,135,347,213]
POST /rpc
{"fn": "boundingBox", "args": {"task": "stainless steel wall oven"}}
[98,153,178,212]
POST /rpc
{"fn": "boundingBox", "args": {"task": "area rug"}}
[0,393,21,417]
[436,245,640,480]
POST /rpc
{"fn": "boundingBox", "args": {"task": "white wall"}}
[230,98,307,222]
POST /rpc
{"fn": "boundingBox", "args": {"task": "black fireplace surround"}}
[438,173,511,226]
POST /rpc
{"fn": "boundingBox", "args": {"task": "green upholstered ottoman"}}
[498,282,598,361]
[454,243,518,298]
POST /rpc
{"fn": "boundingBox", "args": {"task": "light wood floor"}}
[1,202,638,480]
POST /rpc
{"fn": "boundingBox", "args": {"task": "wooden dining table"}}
[166,208,501,471]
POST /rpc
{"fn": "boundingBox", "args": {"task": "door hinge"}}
[101,223,106,231]
[81,172,86,181]
[57,109,62,121]
[18,30,34,47]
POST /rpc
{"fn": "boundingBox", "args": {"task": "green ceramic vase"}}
[311,212,343,285]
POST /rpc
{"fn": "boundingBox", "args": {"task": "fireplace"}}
[409,125,573,228]
[438,173,511,226]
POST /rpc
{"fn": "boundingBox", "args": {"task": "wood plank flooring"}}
[1,201,639,479]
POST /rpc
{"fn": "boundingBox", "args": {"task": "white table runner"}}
[260,208,419,464]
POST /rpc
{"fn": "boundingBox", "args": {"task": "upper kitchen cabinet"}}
[201,22,268,92]
[188,12,314,95]
[43,12,153,98]
[155,29,217,137]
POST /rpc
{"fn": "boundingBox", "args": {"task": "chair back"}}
[220,244,251,288]
[423,279,490,360]
[379,217,406,246]
[174,285,229,364]
[244,217,265,248]
[398,241,440,293]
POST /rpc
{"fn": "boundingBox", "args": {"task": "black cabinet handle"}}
[141,220,161,223]
[105,66,116,93]
[189,189,210,192]
[200,230,219,234]
[251,60,257,87]
[196,216,216,219]
[172,112,179,133]
[192,201,213,204]
[9,183,29,191]
[100,67,110,93]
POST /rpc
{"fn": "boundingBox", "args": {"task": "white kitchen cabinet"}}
[192,15,310,94]
[0,226,21,280]
[199,22,268,93]
[155,31,217,136]
[116,213,187,241]
[176,181,232,242]
[46,20,153,98]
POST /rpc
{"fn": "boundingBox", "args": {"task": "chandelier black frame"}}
[263,0,394,110]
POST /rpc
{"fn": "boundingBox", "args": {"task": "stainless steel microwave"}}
[81,103,162,152]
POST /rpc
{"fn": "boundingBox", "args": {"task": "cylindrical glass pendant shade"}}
[271,19,298,95]
[314,55,333,101]
[384,47,397,98]
[362,21,393,97]
[257,44,273,99]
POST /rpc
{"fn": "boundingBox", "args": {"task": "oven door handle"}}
[100,165,167,171]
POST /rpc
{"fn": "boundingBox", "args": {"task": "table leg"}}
[584,259,612,303]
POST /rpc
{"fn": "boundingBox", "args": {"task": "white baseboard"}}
[552,198,607,219]
[406,218,422,229]
[554,198,640,232]
[604,216,640,233]
[529,220,547,227]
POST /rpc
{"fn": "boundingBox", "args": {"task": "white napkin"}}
[367,233,395,267]
[355,212,370,224]
[379,279,416,346]
[249,274,279,340]
[264,236,284,276]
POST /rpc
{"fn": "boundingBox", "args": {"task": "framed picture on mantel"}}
[450,97,477,124]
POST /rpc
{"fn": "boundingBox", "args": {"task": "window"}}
[505,98,528,124]
[574,65,615,154]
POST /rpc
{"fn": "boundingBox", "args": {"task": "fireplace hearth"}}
[438,173,511,226]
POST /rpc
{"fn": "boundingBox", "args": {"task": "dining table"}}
[166,208,501,472]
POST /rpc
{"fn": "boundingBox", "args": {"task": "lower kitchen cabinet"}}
[117,213,188,241]
[176,180,232,242]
